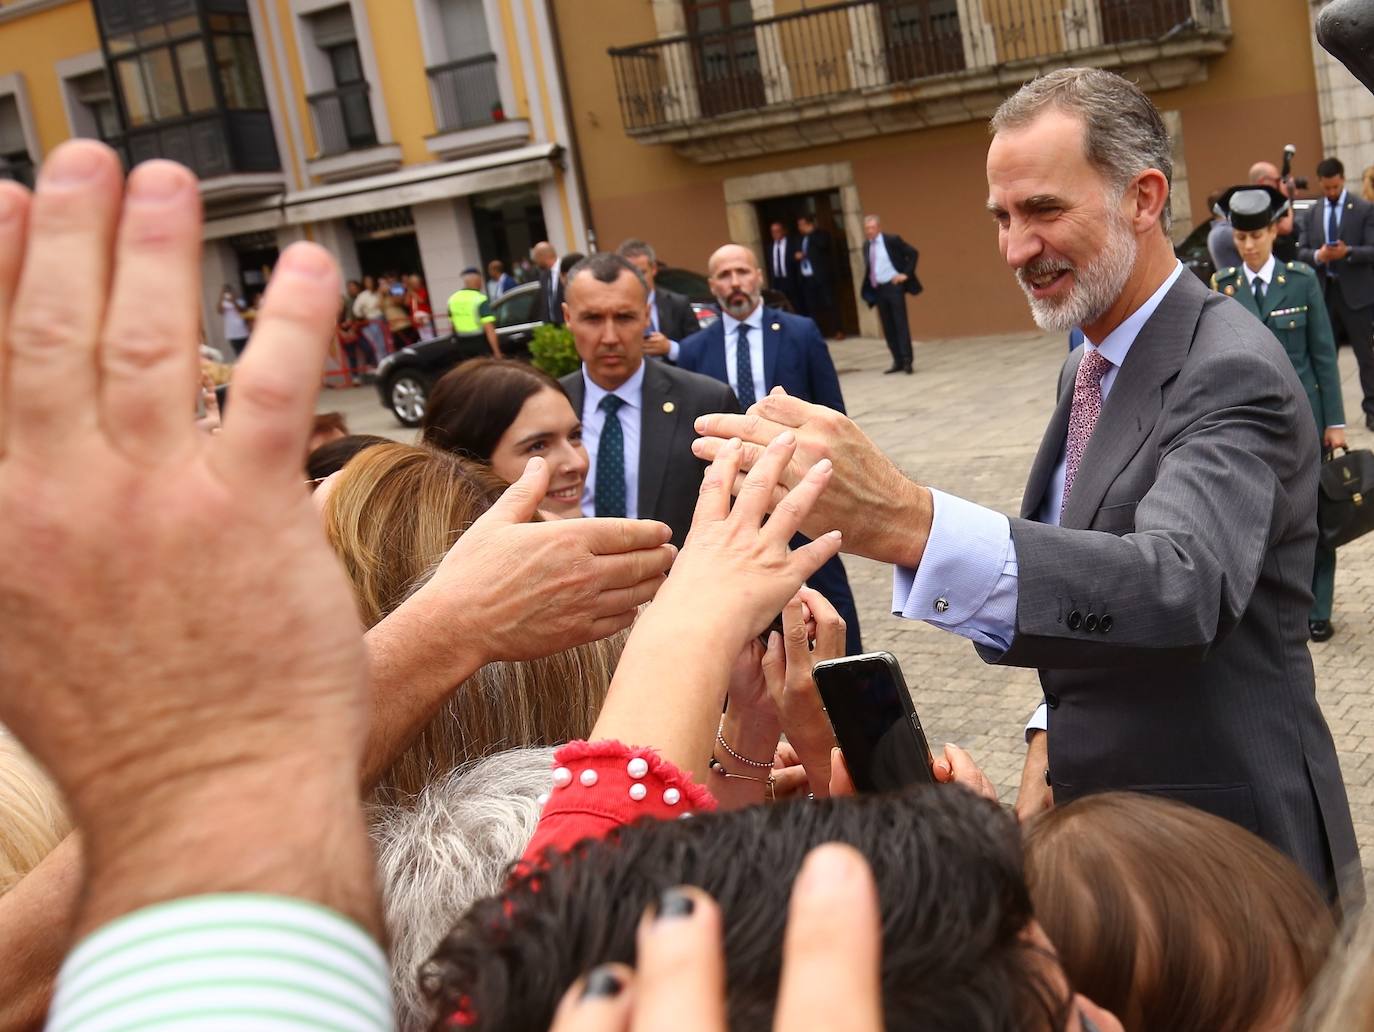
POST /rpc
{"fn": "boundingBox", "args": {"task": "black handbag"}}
[1318,446,1374,549]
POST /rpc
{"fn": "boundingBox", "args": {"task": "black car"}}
[376,271,722,426]
[1174,198,1317,285]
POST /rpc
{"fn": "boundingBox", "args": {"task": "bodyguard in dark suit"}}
[860,215,922,373]
[693,70,1359,907]
[764,221,801,311]
[680,243,862,654]
[1297,156,1374,428]
[617,239,698,361]
[559,252,738,549]
[794,215,837,335]
[532,240,564,326]
[1214,185,1348,642]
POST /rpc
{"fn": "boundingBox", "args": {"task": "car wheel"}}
[389,372,430,427]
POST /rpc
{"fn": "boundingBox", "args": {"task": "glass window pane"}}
[176,40,216,113]
[328,43,363,84]
[167,15,200,37]
[144,48,184,121]
[135,23,168,45]
[115,57,153,126]
[214,34,267,109]
[108,33,135,54]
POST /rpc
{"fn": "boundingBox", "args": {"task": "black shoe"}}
[883,365,903,374]
[1365,413,1374,432]
[903,364,914,375]
[1310,619,1335,643]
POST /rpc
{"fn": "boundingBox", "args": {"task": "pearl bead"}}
[552,767,572,788]
[579,768,598,787]
[629,783,647,801]
[536,793,550,807]
[663,788,681,806]
[679,812,693,820]
[627,757,649,780]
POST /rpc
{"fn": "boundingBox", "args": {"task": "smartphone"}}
[812,652,935,792]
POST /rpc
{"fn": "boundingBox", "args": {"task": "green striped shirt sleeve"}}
[47,894,393,1031]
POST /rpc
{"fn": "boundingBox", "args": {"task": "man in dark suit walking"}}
[559,253,738,549]
[616,238,698,363]
[694,68,1359,908]
[764,221,800,311]
[860,215,922,374]
[794,215,838,336]
[1297,156,1374,430]
[679,243,862,654]
[532,240,564,326]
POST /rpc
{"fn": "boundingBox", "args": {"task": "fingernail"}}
[278,243,335,280]
[695,417,708,431]
[776,431,796,446]
[655,888,695,921]
[795,843,861,894]
[127,160,187,201]
[40,142,106,187]
[581,965,624,1000]
[828,530,842,540]
[727,437,742,451]
[813,458,833,475]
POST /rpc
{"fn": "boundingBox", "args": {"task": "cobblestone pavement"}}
[326,325,1374,873]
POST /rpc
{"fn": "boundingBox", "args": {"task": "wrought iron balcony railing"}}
[308,82,378,156]
[609,0,1227,133]
[428,53,506,133]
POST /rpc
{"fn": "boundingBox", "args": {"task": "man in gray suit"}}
[693,68,1359,906]
[560,253,738,548]
[1297,156,1374,430]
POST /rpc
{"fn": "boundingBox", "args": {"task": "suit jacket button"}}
[1067,609,1083,630]
[1099,615,1113,634]
[1045,693,1059,709]
[1084,613,1098,632]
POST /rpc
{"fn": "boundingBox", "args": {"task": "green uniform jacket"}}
[1210,260,1345,433]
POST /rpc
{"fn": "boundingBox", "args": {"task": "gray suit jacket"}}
[1296,193,1374,310]
[562,360,739,548]
[982,271,1359,904]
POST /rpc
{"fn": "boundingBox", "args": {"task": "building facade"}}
[554,0,1332,340]
[0,0,587,349]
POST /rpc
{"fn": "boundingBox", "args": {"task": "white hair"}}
[370,746,555,1031]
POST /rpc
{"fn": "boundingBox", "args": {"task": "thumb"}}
[479,457,549,527]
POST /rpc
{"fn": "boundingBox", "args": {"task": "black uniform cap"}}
[1212,185,1290,231]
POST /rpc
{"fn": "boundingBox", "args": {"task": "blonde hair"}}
[1362,165,1374,204]
[323,443,623,799]
[0,733,70,896]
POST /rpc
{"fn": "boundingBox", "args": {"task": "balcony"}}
[609,0,1230,163]
[425,53,531,161]
[306,82,402,183]
[114,111,284,201]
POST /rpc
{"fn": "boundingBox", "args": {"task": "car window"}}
[494,285,539,327]
[655,267,713,303]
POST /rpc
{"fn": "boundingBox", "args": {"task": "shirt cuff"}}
[48,894,392,1032]
[893,488,1012,615]
[1025,703,1048,742]
[667,339,681,363]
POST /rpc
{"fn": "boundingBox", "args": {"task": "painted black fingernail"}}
[581,966,623,1000]
[656,888,695,920]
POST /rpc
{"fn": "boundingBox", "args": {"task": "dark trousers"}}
[798,276,837,336]
[792,533,863,655]
[1325,281,1374,417]
[874,282,913,368]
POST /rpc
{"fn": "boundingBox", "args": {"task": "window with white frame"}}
[65,70,121,142]
[427,0,503,131]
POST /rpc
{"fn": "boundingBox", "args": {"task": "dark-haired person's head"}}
[563,253,650,392]
[306,433,389,483]
[1317,157,1346,201]
[558,252,585,285]
[424,788,1122,1032]
[616,238,658,291]
[1023,793,1336,1032]
[420,359,588,518]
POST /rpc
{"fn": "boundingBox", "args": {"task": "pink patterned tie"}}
[1061,348,1113,517]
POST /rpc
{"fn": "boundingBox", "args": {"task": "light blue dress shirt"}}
[892,261,1186,733]
[869,235,898,285]
[720,304,768,403]
[801,234,814,277]
[579,361,645,519]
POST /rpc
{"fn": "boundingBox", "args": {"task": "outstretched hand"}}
[0,142,377,935]
[692,388,932,567]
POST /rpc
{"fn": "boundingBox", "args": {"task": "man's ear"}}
[1131,169,1171,233]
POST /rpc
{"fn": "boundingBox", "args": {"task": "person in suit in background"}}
[532,240,564,326]
[692,68,1359,908]
[485,259,517,300]
[679,243,862,654]
[617,238,698,362]
[1213,185,1347,642]
[560,253,738,548]
[1297,157,1374,430]
[860,214,922,374]
[764,220,800,312]
[794,215,839,337]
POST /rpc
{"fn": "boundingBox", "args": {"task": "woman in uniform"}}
[1212,185,1347,642]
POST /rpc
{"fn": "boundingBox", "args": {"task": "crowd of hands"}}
[0,141,1018,1028]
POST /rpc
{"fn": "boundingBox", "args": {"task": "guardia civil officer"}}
[446,267,502,361]
[1212,186,1348,642]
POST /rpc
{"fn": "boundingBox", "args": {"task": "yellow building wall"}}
[0,1,101,155]
[362,0,433,165]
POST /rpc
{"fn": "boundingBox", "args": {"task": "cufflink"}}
[934,597,950,614]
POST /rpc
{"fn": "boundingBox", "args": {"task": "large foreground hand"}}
[0,142,376,937]
[692,389,933,566]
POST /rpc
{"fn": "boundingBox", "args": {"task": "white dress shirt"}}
[719,304,767,404]
[891,261,1186,734]
[869,235,898,285]
[579,362,645,519]
[772,238,788,279]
